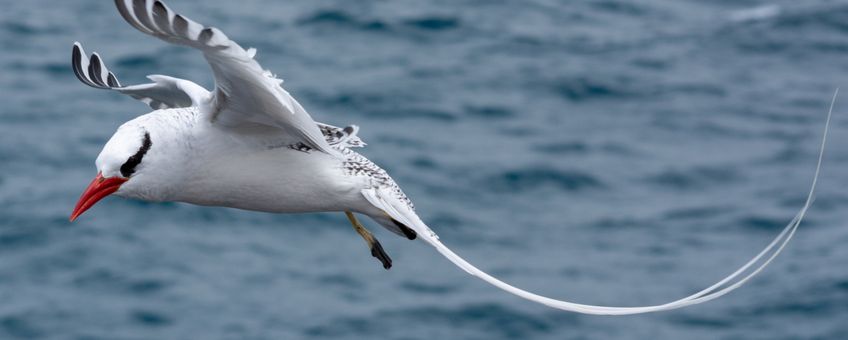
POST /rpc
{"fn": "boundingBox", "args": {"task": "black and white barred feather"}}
[72,42,201,110]
[72,43,365,150]
[341,148,414,211]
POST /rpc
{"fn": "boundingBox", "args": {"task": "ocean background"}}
[2,0,848,339]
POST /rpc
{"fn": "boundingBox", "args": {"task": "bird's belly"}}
[177,148,362,213]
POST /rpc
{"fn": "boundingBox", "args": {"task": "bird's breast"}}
[176,146,363,213]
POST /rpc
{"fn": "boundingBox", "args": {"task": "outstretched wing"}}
[113,0,336,155]
[73,42,368,149]
[72,42,211,110]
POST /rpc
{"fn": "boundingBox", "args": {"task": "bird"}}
[69,0,833,315]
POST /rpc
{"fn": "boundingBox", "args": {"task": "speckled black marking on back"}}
[287,124,364,153]
[289,142,311,153]
[286,124,411,210]
[340,147,415,211]
[120,132,152,177]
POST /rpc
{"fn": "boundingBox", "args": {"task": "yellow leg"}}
[345,211,392,269]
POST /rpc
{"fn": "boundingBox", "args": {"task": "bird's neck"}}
[117,108,204,202]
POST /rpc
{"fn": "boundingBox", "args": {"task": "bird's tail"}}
[364,89,835,315]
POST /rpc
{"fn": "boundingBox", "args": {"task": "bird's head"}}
[70,122,158,221]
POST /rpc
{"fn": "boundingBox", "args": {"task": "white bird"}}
[70,0,833,315]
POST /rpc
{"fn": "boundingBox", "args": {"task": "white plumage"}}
[70,0,833,315]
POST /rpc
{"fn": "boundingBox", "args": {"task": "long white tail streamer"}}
[419,90,837,315]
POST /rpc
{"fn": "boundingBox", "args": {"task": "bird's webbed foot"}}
[345,211,392,270]
[369,238,392,270]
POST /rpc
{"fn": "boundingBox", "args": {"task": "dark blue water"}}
[2,0,848,338]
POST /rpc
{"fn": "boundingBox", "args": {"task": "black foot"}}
[370,239,392,270]
[391,218,417,240]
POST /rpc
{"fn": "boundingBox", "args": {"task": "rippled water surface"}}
[3,0,848,339]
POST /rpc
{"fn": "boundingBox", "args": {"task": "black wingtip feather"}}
[72,43,99,88]
[88,53,106,87]
[71,42,122,90]
[71,44,88,84]
[199,27,214,44]
[107,72,121,88]
[151,1,173,34]
[132,0,157,33]
[115,0,154,35]
[172,14,189,37]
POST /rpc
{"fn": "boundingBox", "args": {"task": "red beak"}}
[70,172,128,221]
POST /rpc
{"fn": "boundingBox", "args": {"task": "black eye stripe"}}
[120,132,152,177]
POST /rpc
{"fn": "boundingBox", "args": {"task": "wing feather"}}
[72,42,209,110]
[73,43,366,148]
[317,123,366,148]
[113,0,336,155]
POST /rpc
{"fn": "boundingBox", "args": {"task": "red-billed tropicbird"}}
[69,0,834,315]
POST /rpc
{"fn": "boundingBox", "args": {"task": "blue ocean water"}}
[2,0,848,338]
